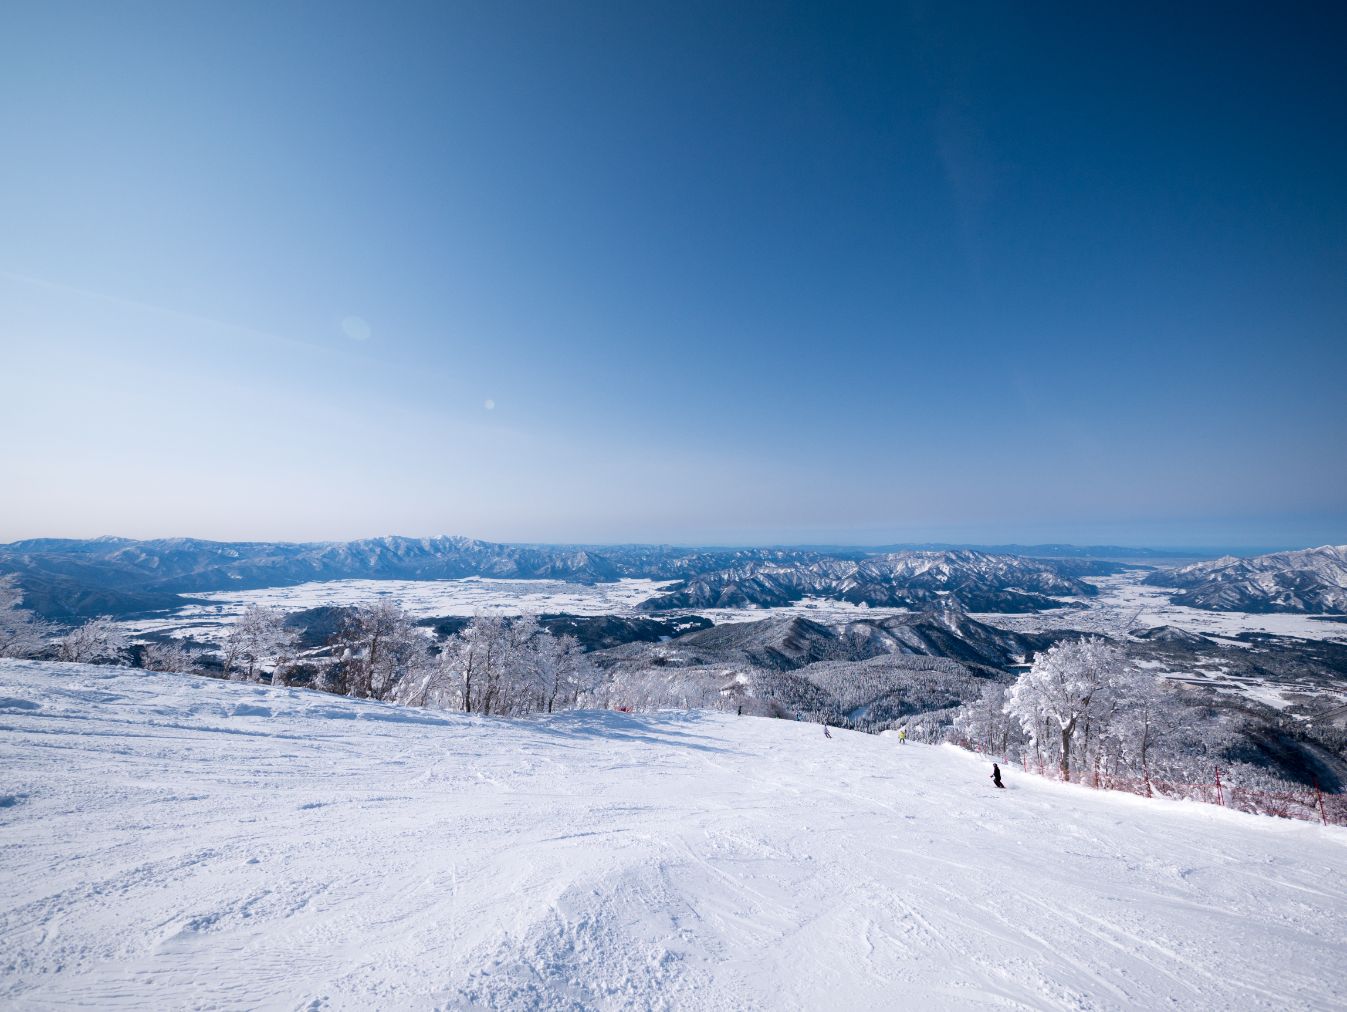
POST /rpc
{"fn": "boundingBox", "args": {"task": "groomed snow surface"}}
[2,661,1344,1010]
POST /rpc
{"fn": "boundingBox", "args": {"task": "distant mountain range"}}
[0,535,873,589]
[867,543,1218,562]
[16,534,1341,622]
[1145,545,1347,614]
[0,536,1124,620]
[635,550,1108,613]
[0,535,637,592]
[599,604,1056,674]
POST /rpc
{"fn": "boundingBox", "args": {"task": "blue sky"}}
[1,2,1343,548]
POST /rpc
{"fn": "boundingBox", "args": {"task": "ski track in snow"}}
[1,659,1345,1011]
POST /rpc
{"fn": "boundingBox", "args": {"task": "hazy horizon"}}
[0,527,1335,558]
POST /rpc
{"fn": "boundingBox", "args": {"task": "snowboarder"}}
[823,725,832,739]
[898,729,907,745]
[991,763,1005,789]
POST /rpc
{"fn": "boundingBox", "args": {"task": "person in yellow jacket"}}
[898,728,908,744]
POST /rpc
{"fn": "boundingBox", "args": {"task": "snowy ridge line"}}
[954,740,1345,826]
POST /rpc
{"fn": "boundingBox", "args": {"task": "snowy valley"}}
[5,542,1347,796]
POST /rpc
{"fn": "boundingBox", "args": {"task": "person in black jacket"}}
[991,763,1005,788]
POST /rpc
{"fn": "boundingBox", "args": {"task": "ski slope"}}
[1,660,1344,1010]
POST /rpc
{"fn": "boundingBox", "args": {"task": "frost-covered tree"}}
[393,614,592,717]
[141,640,200,674]
[269,626,304,689]
[334,599,428,700]
[0,574,51,658]
[433,613,543,715]
[390,613,504,712]
[453,613,509,713]
[57,617,127,665]
[222,606,298,683]
[1004,638,1126,780]
[952,682,1023,756]
[606,666,727,711]
[495,613,544,714]
[391,641,457,709]
[537,632,590,713]
[495,618,599,716]
[1100,674,1176,777]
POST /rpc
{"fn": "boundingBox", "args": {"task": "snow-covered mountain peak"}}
[1148,544,1347,613]
[640,549,1095,613]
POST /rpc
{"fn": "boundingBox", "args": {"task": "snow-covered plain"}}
[121,577,680,640]
[974,572,1347,644]
[2,660,1345,1010]
[124,570,1347,649]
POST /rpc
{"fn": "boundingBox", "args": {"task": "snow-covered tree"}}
[57,617,127,665]
[1003,638,1126,780]
[490,616,599,716]
[952,682,1023,756]
[390,615,479,710]
[452,613,509,714]
[335,599,428,700]
[605,665,726,711]
[0,574,51,658]
[495,613,544,714]
[269,626,304,689]
[1099,674,1176,778]
[141,640,200,674]
[393,614,593,717]
[222,606,298,683]
[390,641,458,709]
[536,632,590,713]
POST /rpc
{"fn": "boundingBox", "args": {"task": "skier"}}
[823,724,832,739]
[898,728,907,745]
[991,763,1005,789]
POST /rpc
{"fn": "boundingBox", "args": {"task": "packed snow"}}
[2,659,1345,1009]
